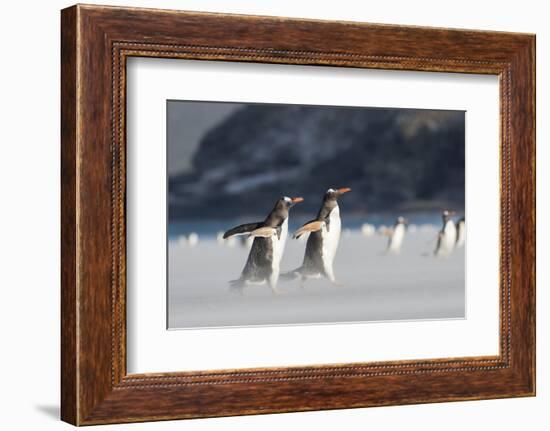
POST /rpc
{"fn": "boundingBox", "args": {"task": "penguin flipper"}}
[293,220,325,239]
[223,222,263,239]
[249,226,277,238]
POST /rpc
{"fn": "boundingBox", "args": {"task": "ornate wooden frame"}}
[61,4,535,425]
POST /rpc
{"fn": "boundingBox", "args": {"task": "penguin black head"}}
[323,187,351,202]
[442,210,456,223]
[280,196,304,209]
[266,196,303,226]
[319,188,351,216]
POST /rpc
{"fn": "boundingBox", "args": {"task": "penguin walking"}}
[386,216,408,254]
[455,216,466,248]
[284,188,351,286]
[223,196,303,294]
[434,210,457,257]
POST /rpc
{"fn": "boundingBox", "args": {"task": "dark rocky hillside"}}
[168,105,465,220]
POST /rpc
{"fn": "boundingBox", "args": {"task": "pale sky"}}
[167,101,240,176]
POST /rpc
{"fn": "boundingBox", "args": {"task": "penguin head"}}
[280,196,304,210]
[266,197,303,226]
[442,210,456,223]
[396,216,408,225]
[324,187,351,202]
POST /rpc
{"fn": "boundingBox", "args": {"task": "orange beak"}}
[291,197,304,204]
[337,187,351,194]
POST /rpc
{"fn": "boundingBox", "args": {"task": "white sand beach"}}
[168,228,465,329]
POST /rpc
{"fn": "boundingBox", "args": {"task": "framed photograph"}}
[61,4,535,425]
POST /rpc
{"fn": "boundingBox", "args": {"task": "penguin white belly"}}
[321,206,341,281]
[436,221,457,257]
[388,224,405,254]
[268,218,288,288]
[456,221,466,248]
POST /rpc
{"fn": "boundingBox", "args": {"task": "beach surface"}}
[168,227,465,329]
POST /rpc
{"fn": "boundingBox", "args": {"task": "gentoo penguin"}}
[187,232,199,247]
[285,187,351,286]
[223,196,303,294]
[455,216,466,248]
[434,210,457,257]
[386,216,408,254]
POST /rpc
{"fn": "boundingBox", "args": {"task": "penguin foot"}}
[270,286,284,295]
[279,270,300,282]
[229,278,246,294]
[228,285,245,295]
[331,280,345,288]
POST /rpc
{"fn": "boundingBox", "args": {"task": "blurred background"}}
[168,101,464,236]
[166,100,466,328]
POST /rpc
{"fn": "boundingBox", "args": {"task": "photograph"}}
[167,100,466,328]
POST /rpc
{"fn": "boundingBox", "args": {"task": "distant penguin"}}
[284,187,351,286]
[361,223,375,237]
[244,235,254,248]
[187,232,199,247]
[434,210,457,257]
[378,225,389,235]
[386,216,408,254]
[456,216,466,248]
[238,235,253,248]
[223,196,303,294]
[225,236,237,248]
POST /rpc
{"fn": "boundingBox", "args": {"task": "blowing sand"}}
[168,229,465,329]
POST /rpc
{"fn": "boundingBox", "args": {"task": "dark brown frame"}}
[61,4,535,426]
